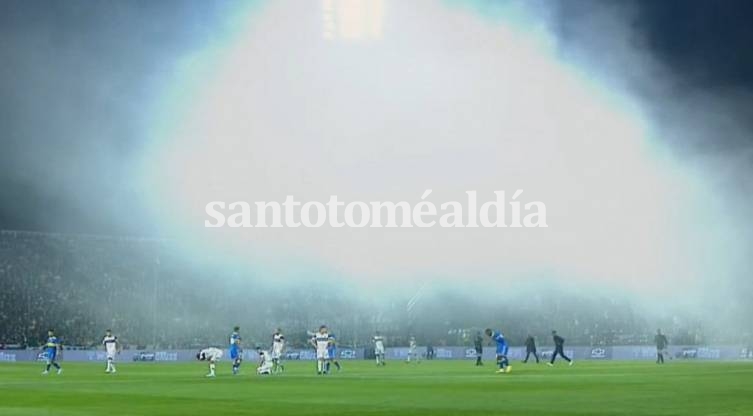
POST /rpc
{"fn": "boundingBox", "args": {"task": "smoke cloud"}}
[2,0,751,342]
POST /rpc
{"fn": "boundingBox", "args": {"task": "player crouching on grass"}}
[485,328,511,374]
[197,347,223,377]
[256,347,273,375]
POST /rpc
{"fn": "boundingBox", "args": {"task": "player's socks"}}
[57,368,62,375]
[46,364,51,372]
[334,361,341,371]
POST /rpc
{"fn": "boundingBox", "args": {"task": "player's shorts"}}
[316,348,328,360]
[328,348,336,359]
[230,347,240,360]
[271,349,282,360]
[46,350,56,362]
[375,347,385,355]
[257,363,273,375]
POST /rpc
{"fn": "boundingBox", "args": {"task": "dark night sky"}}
[1,0,752,235]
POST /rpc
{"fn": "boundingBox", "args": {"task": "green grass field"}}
[1,360,752,415]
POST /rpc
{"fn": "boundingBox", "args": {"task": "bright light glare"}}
[142,0,710,295]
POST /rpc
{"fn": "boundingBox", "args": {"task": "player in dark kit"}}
[655,329,669,364]
[523,334,539,363]
[474,331,483,366]
[548,330,573,366]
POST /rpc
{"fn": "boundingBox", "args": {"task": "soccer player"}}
[310,325,330,375]
[548,330,573,366]
[256,347,273,375]
[197,347,223,377]
[326,333,342,372]
[373,331,386,366]
[229,326,242,375]
[271,328,285,373]
[523,334,539,364]
[102,329,120,373]
[484,328,511,373]
[41,329,63,375]
[406,336,420,363]
[655,329,669,364]
[474,332,484,366]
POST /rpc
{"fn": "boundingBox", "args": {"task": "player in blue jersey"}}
[485,328,511,374]
[41,329,63,375]
[326,333,342,373]
[229,326,242,375]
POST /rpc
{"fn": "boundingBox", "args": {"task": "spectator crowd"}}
[1,230,745,350]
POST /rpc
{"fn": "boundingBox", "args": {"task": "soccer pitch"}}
[1,361,752,415]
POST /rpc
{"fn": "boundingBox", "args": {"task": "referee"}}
[548,330,573,366]
[655,329,668,364]
[523,334,539,363]
[474,331,483,366]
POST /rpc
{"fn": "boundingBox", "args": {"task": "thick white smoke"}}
[137,1,752,336]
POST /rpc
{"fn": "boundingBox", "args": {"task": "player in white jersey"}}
[196,347,223,377]
[102,329,120,373]
[406,336,420,364]
[271,328,285,373]
[256,348,273,375]
[373,331,386,366]
[310,325,330,375]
